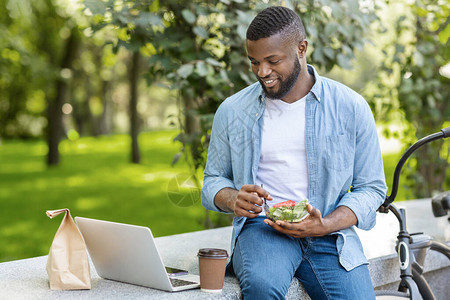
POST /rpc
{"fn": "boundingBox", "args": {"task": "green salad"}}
[268,199,309,222]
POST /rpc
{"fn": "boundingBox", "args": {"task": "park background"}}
[0,0,448,263]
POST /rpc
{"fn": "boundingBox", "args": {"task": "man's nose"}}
[258,63,271,78]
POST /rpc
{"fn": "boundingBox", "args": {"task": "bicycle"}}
[375,127,450,300]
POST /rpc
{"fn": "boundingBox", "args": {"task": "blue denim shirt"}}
[201,65,387,271]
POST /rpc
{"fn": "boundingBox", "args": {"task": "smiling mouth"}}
[261,78,278,88]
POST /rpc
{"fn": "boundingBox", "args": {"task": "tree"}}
[47,26,81,165]
[84,0,163,164]
[33,1,83,166]
[374,0,449,197]
[0,1,51,139]
[129,50,142,163]
[71,41,116,138]
[1,0,87,165]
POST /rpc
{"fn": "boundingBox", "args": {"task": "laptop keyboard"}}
[170,277,198,287]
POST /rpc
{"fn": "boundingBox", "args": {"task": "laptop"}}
[75,216,200,292]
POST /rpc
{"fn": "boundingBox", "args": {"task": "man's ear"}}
[298,40,308,58]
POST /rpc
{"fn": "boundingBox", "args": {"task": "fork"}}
[260,184,270,218]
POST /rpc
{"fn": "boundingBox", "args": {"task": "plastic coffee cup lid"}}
[197,248,228,259]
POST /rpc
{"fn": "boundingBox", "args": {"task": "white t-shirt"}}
[256,96,308,210]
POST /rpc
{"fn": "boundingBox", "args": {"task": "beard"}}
[259,58,301,100]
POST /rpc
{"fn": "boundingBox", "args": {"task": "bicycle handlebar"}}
[378,127,450,213]
[442,126,450,138]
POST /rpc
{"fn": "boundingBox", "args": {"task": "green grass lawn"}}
[0,130,218,262]
[0,131,410,262]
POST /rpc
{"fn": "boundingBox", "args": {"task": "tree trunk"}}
[47,27,79,166]
[98,79,111,135]
[72,75,92,137]
[129,51,141,164]
[86,76,98,136]
[181,91,201,167]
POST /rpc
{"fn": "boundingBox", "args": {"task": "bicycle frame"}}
[377,127,450,300]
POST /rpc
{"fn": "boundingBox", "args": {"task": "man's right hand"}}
[215,184,272,218]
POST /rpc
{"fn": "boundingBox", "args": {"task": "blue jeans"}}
[231,217,375,300]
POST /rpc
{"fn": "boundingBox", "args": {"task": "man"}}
[201,6,387,300]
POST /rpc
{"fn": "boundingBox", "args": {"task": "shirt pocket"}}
[326,134,352,171]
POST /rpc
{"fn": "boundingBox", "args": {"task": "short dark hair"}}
[246,6,306,43]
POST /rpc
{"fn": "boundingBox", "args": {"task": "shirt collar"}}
[257,64,323,104]
[307,64,322,102]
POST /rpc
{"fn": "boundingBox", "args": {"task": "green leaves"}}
[336,53,353,70]
[193,26,208,39]
[205,57,222,67]
[181,9,196,24]
[294,0,379,72]
[134,12,162,27]
[438,23,450,44]
[176,59,219,80]
[84,0,109,16]
[195,61,211,77]
[379,0,450,198]
[177,64,194,79]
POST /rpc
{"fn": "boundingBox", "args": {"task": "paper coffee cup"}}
[197,248,228,293]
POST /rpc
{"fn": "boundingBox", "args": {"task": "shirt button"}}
[256,113,258,116]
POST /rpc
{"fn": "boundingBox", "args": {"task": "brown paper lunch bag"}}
[46,208,91,290]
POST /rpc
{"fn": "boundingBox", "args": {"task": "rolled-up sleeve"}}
[201,103,236,213]
[338,99,387,230]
